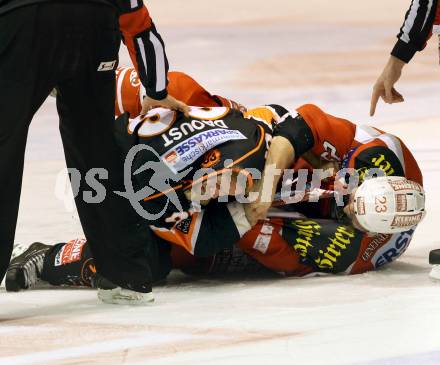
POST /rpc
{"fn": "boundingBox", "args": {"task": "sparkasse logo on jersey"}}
[164,151,179,166]
[161,129,246,173]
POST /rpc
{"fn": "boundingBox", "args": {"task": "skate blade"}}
[97,287,154,306]
[429,265,440,281]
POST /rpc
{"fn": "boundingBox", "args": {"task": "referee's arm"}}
[118,0,168,100]
[392,0,439,63]
[370,0,439,115]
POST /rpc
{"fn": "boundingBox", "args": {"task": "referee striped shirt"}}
[392,0,440,62]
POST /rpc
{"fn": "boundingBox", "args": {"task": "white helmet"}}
[353,176,426,234]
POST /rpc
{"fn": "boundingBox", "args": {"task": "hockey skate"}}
[429,249,440,281]
[6,242,51,292]
[95,274,154,306]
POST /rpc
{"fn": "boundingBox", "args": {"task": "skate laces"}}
[23,251,46,288]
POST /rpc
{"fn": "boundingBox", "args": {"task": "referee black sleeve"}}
[391,0,439,63]
[118,0,169,100]
[132,23,169,100]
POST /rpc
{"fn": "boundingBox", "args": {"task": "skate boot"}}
[429,249,440,281]
[6,242,51,292]
[94,274,154,306]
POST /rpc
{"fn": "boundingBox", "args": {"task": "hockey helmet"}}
[353,176,426,234]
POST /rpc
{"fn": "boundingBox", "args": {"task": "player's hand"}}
[244,200,272,227]
[244,137,295,226]
[320,160,339,182]
[244,180,273,227]
[141,94,190,116]
[370,56,406,116]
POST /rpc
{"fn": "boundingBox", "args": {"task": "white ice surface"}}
[1,1,440,364]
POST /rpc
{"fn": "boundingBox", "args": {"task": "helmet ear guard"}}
[353,176,426,234]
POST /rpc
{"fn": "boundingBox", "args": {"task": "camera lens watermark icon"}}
[115,144,191,220]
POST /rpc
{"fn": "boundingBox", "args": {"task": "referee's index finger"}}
[370,90,380,117]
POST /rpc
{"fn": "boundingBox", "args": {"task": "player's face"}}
[343,190,366,232]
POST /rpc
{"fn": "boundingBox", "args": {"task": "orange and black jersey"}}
[244,104,423,277]
[274,103,423,186]
[114,105,275,257]
[237,215,417,277]
[392,0,440,62]
[112,70,422,276]
[113,69,274,259]
[115,66,245,118]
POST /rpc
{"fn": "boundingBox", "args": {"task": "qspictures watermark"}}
[54,144,387,219]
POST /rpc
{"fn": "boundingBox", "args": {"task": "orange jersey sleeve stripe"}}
[244,107,276,127]
[119,7,153,73]
[115,67,143,117]
[296,104,356,159]
[167,71,221,107]
[115,68,231,118]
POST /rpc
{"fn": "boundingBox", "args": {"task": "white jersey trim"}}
[150,32,167,92]
[401,0,421,43]
[136,37,148,83]
[354,125,406,174]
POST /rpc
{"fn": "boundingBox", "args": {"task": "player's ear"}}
[114,112,137,153]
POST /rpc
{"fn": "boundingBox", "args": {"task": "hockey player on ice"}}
[5,69,426,303]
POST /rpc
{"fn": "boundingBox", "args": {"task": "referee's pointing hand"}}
[370,56,406,116]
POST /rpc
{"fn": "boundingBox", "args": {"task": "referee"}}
[0,0,187,304]
[370,0,440,116]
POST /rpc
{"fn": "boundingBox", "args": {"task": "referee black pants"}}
[0,3,155,292]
